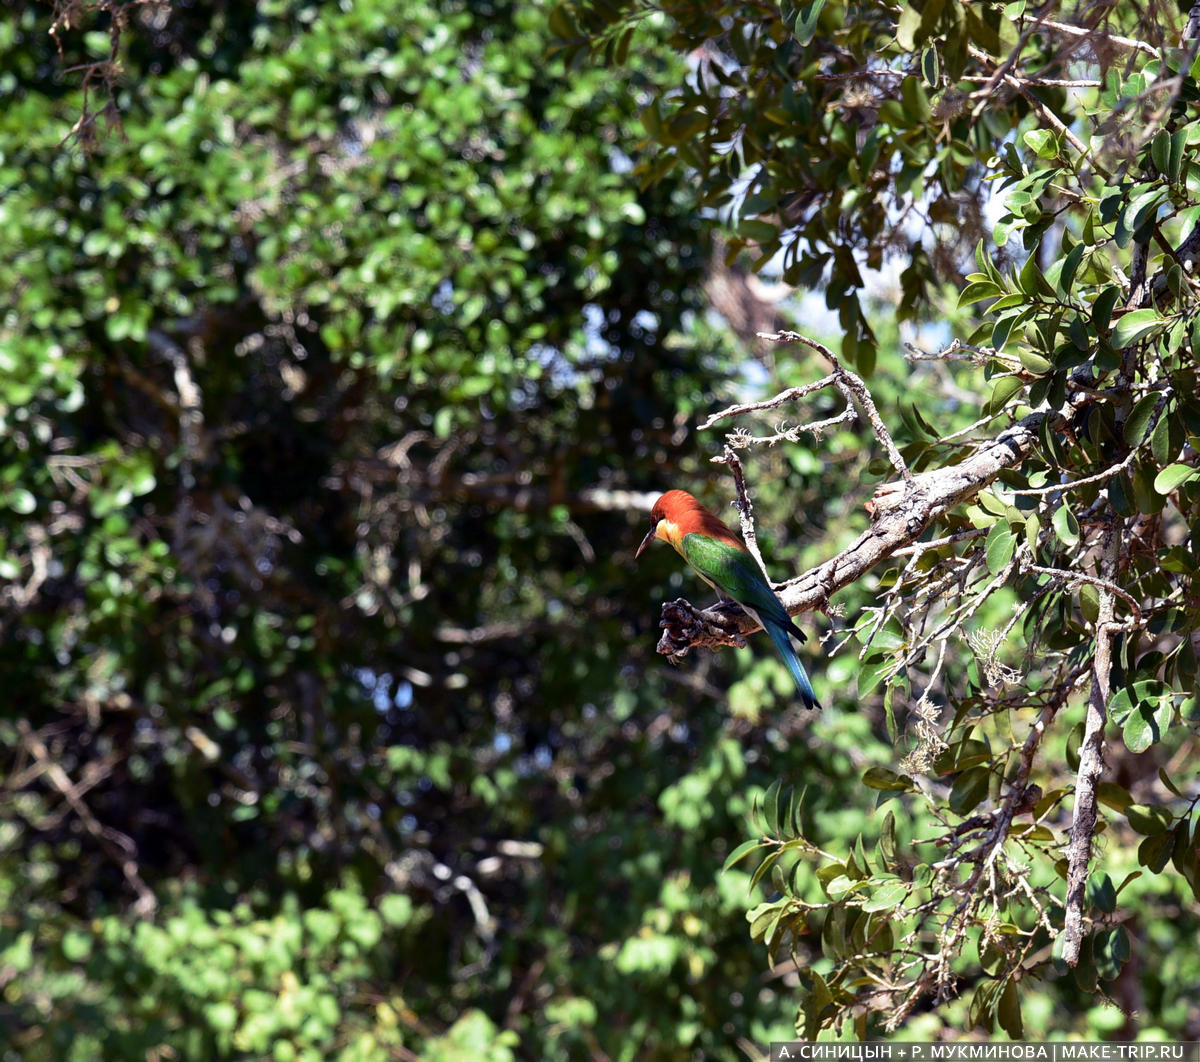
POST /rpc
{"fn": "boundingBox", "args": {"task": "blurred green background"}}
[0,1,860,1057]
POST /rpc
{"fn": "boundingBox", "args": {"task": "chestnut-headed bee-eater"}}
[636,489,820,709]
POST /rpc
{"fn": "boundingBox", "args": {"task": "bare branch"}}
[711,446,770,579]
[1026,16,1160,58]
[1061,522,1123,966]
[703,332,912,483]
[16,721,156,917]
[699,374,837,429]
[769,332,913,483]
[1021,561,1144,631]
[891,529,987,558]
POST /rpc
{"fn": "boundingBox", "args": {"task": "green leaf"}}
[986,375,1024,415]
[1111,308,1165,347]
[1151,128,1171,173]
[1087,871,1116,913]
[792,0,826,46]
[1158,767,1182,797]
[991,311,1021,352]
[949,766,990,816]
[921,44,940,86]
[1153,463,1199,494]
[1114,681,1173,753]
[816,862,846,893]
[1091,285,1122,334]
[1019,349,1052,374]
[997,978,1023,1039]
[1150,406,1174,465]
[801,969,835,1038]
[878,809,898,869]
[1057,243,1085,295]
[857,653,895,698]
[896,2,925,51]
[958,280,1003,307]
[1051,504,1080,547]
[723,839,770,874]
[1023,128,1058,159]
[1011,823,1055,842]
[1125,803,1173,836]
[1122,184,1166,234]
[984,521,1016,574]
[900,76,931,123]
[935,738,992,773]
[749,848,783,893]
[861,880,908,913]
[1123,392,1160,446]
[1024,512,1040,553]
[861,766,915,792]
[761,779,782,836]
[1017,250,1053,296]
[1115,870,1143,897]
[1078,583,1099,624]
[1094,925,1131,981]
[1138,830,1174,872]
[1096,781,1132,811]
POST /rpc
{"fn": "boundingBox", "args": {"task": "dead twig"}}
[16,721,156,916]
[1061,521,1123,966]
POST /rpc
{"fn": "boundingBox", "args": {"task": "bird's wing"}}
[680,533,805,642]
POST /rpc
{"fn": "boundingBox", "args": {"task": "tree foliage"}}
[6,0,1200,1053]
[561,0,1200,1040]
[1,0,840,1057]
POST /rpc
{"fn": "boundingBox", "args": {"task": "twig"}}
[700,374,837,429]
[1021,562,1144,630]
[16,721,156,917]
[712,446,770,579]
[725,407,857,447]
[1060,522,1122,966]
[968,46,1093,160]
[891,529,987,557]
[1027,16,1160,59]
[756,331,913,482]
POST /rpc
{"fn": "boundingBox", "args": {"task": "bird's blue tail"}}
[763,619,821,710]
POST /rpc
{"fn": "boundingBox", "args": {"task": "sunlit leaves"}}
[1125,803,1174,836]
[1112,681,1175,753]
[1112,308,1168,348]
[1154,463,1200,494]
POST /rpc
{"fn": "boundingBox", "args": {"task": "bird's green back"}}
[679,533,791,625]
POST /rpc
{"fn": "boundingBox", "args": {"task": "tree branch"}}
[702,331,911,483]
[16,720,157,917]
[1060,521,1122,966]
[711,445,771,579]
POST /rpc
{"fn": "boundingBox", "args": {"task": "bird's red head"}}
[636,491,693,560]
[636,490,740,559]
[650,489,701,523]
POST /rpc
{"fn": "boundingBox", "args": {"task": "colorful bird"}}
[636,489,821,710]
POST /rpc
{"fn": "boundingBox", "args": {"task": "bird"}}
[636,489,821,709]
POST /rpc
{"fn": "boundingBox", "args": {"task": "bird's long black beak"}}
[635,524,658,560]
